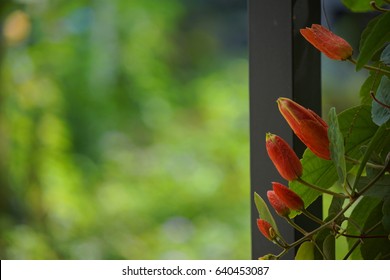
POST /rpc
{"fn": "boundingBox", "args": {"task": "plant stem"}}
[290,159,389,256]
[339,233,388,239]
[297,178,348,198]
[286,217,307,235]
[312,241,328,260]
[342,221,384,260]
[276,249,289,259]
[347,57,390,75]
[274,155,390,258]
[301,209,325,225]
[344,155,384,170]
[370,1,390,12]
[371,91,390,109]
[355,154,390,197]
[343,240,360,260]
[286,195,358,251]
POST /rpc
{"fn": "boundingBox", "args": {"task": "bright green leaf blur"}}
[0,0,250,259]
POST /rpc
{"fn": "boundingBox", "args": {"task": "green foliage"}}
[342,0,385,12]
[323,234,336,260]
[360,71,383,109]
[351,123,388,192]
[359,201,390,259]
[327,196,346,222]
[382,197,390,232]
[357,12,390,70]
[372,76,390,125]
[289,151,335,213]
[355,175,390,197]
[328,107,347,185]
[295,242,315,260]
[380,44,390,65]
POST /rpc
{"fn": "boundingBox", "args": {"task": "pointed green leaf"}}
[295,241,315,260]
[372,76,390,126]
[328,107,347,185]
[254,192,280,235]
[356,13,390,71]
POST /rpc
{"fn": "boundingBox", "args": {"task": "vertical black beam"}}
[249,0,321,259]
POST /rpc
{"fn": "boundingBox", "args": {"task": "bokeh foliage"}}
[0,0,249,259]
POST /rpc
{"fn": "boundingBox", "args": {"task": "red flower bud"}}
[300,24,353,60]
[266,133,303,181]
[277,98,330,160]
[267,190,290,217]
[257,219,275,240]
[272,182,304,211]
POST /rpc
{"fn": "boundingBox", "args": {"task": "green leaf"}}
[295,241,315,260]
[323,234,336,260]
[352,123,388,192]
[313,228,332,260]
[254,192,280,235]
[357,13,390,71]
[382,197,390,233]
[338,106,378,159]
[328,107,347,185]
[289,150,335,215]
[380,44,390,66]
[359,71,383,105]
[328,196,346,225]
[360,200,390,259]
[372,76,390,126]
[356,175,390,197]
[342,0,384,12]
[290,105,378,212]
[346,196,382,259]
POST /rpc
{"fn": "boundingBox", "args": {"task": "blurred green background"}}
[0,0,250,259]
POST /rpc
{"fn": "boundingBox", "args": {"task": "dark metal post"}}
[249,0,321,259]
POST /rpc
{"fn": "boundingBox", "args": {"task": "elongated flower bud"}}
[300,24,353,60]
[267,190,290,217]
[272,182,304,211]
[266,133,303,181]
[257,219,275,240]
[277,98,330,160]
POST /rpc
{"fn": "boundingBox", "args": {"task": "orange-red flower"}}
[266,133,303,181]
[257,219,275,240]
[300,24,353,60]
[267,190,290,217]
[272,182,304,211]
[277,98,330,160]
